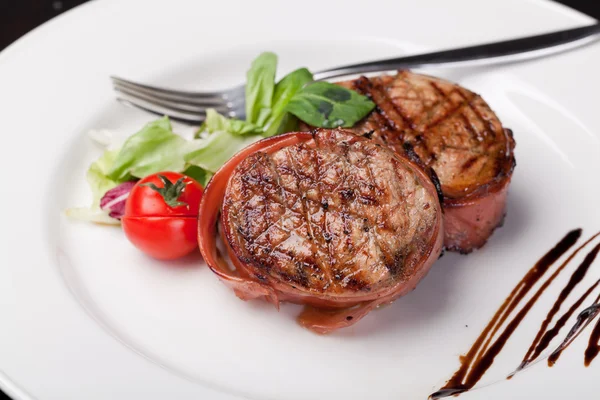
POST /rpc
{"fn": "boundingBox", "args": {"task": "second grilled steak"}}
[338,71,516,253]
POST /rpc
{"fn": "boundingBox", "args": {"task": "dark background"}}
[0,0,598,399]
[2,0,600,51]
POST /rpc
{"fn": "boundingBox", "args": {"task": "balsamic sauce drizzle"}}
[430,229,600,399]
[584,312,600,366]
[518,242,600,369]
[547,296,600,366]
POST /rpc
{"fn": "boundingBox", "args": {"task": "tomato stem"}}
[141,174,188,208]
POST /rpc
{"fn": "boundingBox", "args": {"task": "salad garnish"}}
[99,181,136,220]
[68,52,375,227]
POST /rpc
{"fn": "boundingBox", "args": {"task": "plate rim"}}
[0,0,596,399]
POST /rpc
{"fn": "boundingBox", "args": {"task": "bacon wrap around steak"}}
[220,129,444,333]
[335,71,516,253]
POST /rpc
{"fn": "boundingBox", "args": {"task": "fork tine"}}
[116,95,207,125]
[112,78,228,107]
[113,84,235,115]
[111,76,245,105]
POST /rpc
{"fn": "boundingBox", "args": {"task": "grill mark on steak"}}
[422,96,470,132]
[333,141,359,285]
[389,71,422,131]
[461,156,480,173]
[271,72,516,255]
[312,136,336,286]
[223,129,439,295]
[360,150,389,278]
[316,132,375,290]
[420,82,477,141]
[281,144,332,289]
[368,76,411,133]
[388,250,406,277]
[357,152,389,275]
[236,156,260,244]
[384,161,410,277]
[264,153,312,269]
[244,154,290,271]
[315,134,364,290]
[337,72,513,253]
[340,138,381,288]
[455,91,494,142]
[335,72,514,201]
[415,81,462,131]
[353,77,396,130]
[470,96,499,141]
[374,152,416,278]
[350,77,403,149]
[459,112,480,144]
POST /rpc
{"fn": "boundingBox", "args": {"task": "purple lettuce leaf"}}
[100,181,137,220]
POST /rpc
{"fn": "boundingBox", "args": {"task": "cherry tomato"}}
[122,172,203,260]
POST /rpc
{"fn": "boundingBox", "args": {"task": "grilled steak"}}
[220,129,443,333]
[334,71,516,253]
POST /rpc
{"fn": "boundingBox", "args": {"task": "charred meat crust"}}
[341,72,515,203]
[222,129,443,300]
[332,72,516,252]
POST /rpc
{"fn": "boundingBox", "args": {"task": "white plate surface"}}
[1,0,599,399]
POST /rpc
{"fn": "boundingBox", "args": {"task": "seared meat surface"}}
[222,129,441,299]
[335,71,516,252]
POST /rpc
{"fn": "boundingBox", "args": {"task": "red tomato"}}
[122,172,203,260]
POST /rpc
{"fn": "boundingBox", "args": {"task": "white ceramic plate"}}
[1,0,600,399]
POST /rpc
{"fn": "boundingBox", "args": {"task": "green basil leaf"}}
[107,117,189,180]
[245,52,277,126]
[183,165,213,187]
[285,82,375,128]
[262,67,313,137]
[185,130,262,173]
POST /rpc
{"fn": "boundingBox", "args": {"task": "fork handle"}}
[313,23,600,81]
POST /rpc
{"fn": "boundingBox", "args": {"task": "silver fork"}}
[112,23,600,124]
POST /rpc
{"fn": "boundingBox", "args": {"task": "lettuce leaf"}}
[87,148,120,207]
[185,130,262,173]
[69,53,377,227]
[66,148,123,224]
[107,117,190,180]
[199,108,261,136]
